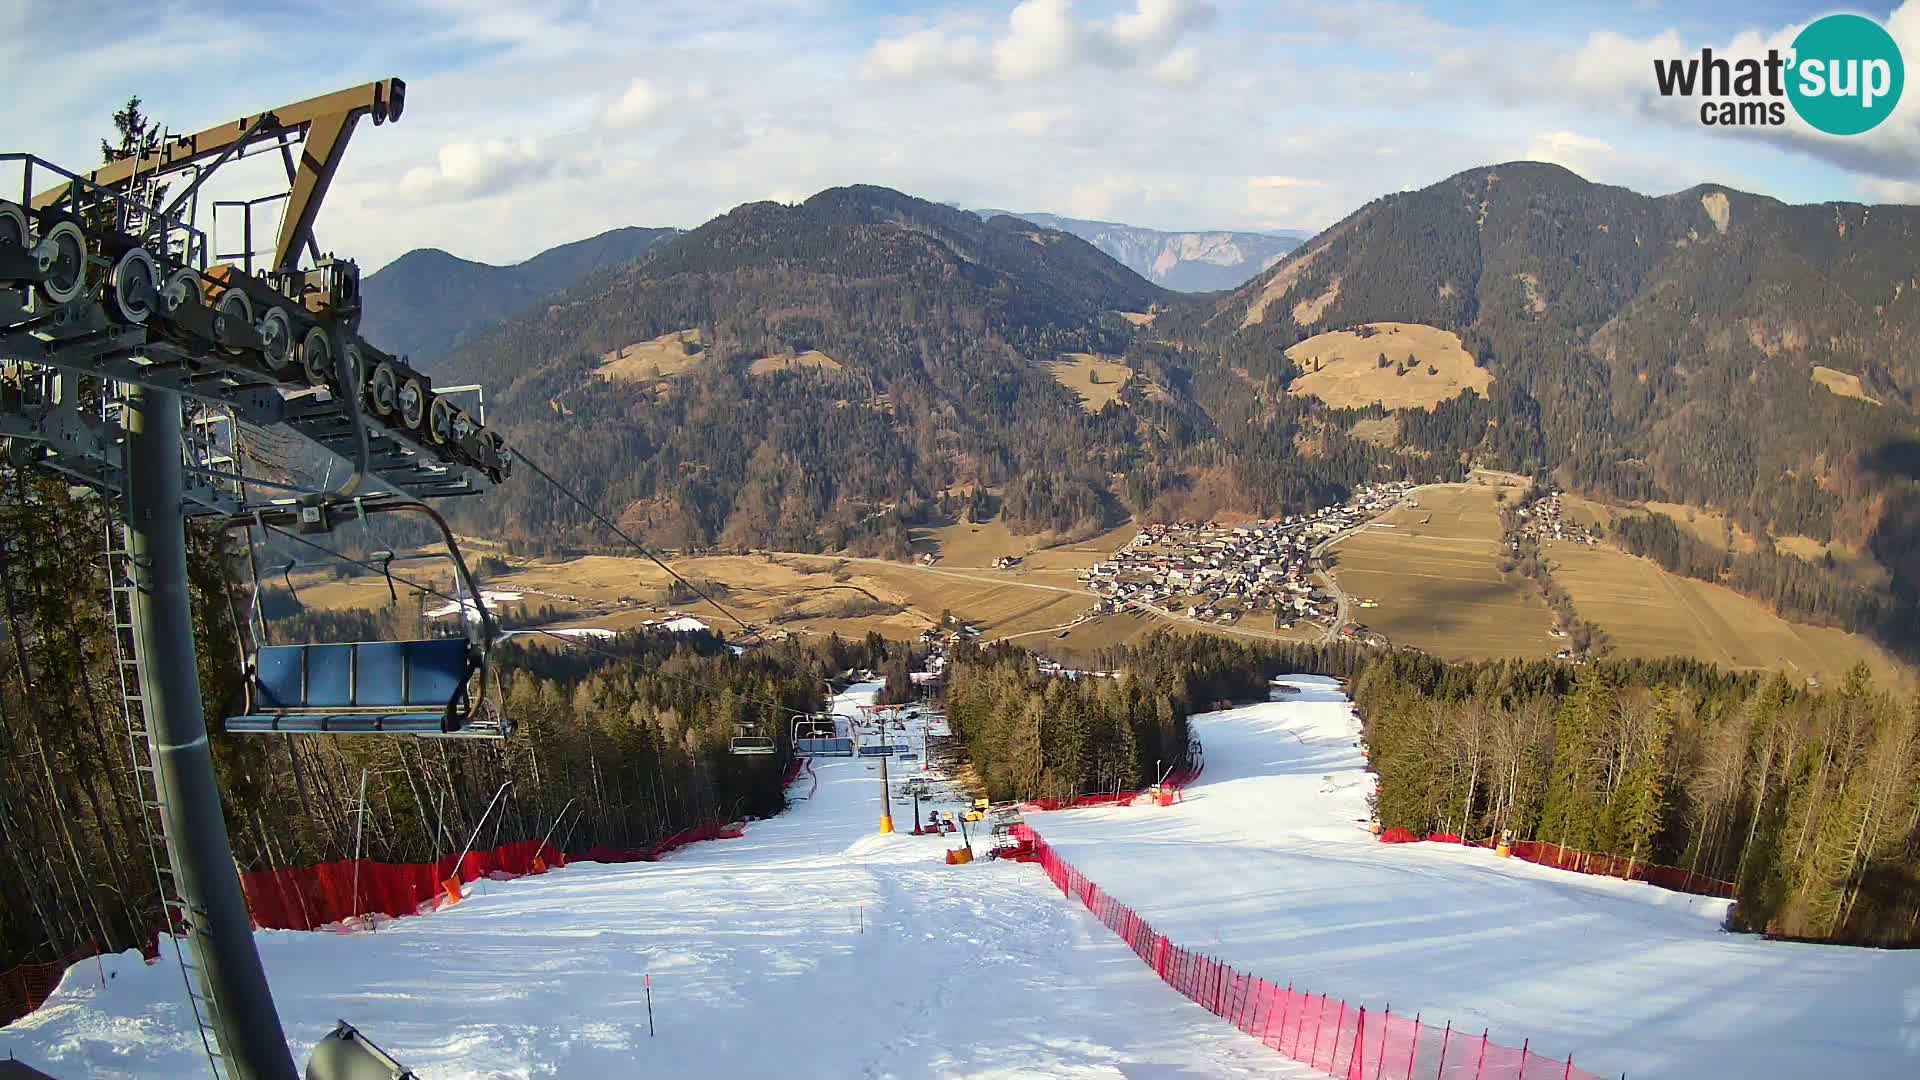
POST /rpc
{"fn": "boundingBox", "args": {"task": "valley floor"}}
[1027,678,1920,1080]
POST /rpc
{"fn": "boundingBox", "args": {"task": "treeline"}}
[0,468,919,972]
[1612,511,1917,658]
[945,634,1378,802]
[1354,651,1920,946]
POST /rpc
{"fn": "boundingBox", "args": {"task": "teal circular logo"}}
[1787,14,1904,135]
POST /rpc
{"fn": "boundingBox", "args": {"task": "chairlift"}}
[791,712,853,757]
[729,716,777,756]
[221,496,511,739]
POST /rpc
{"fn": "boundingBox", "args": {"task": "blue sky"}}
[4,1,1915,271]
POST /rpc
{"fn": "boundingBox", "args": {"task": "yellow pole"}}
[878,752,894,834]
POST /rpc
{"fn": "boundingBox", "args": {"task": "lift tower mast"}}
[1,79,513,1080]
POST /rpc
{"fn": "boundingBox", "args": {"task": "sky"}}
[4,0,1918,272]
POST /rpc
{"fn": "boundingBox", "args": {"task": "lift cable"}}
[251,520,804,719]
[509,448,763,643]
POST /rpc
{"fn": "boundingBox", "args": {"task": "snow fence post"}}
[1474,1029,1488,1080]
[645,973,654,1038]
[1274,983,1293,1054]
[1519,1038,1529,1080]
[1407,1013,1420,1080]
[1375,1007,1389,1080]
[1248,978,1265,1040]
[1213,957,1226,1016]
[1309,993,1325,1070]
[1434,1021,1451,1080]
[1351,1007,1365,1080]
[1563,1055,1574,1080]
[1332,999,1347,1072]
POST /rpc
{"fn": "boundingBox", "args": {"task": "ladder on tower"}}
[104,506,229,1080]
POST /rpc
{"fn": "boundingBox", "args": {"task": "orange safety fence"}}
[0,944,101,1028]
[1378,829,1735,900]
[1014,824,1606,1080]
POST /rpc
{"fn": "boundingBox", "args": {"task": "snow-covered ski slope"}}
[1027,676,1920,1080]
[3,683,1314,1080]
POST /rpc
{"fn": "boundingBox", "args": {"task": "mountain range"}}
[974,209,1304,291]
[359,226,680,366]
[366,165,1918,655]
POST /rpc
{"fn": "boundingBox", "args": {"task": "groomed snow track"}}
[1025,676,1920,1080]
[3,683,1315,1079]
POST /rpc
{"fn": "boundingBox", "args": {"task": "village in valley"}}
[1071,481,1415,633]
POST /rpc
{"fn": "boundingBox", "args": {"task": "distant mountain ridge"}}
[360,226,681,366]
[974,209,1304,291]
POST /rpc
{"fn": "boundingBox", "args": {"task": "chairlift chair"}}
[221,497,511,738]
[729,718,777,756]
[791,712,853,757]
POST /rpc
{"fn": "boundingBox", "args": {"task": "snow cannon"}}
[945,847,973,865]
[1367,820,1382,836]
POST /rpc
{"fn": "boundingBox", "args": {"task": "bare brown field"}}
[596,328,705,382]
[748,350,843,376]
[910,512,1133,569]
[1773,535,1891,589]
[1286,323,1492,410]
[1641,501,1759,552]
[1047,353,1133,411]
[1115,311,1156,326]
[1327,484,1557,660]
[1811,365,1880,405]
[1547,543,1910,689]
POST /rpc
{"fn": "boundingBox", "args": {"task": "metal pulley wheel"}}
[109,247,159,324]
[0,201,28,253]
[159,267,203,315]
[34,221,88,305]
[258,306,295,373]
[398,376,427,431]
[215,288,253,353]
[300,325,336,386]
[368,362,399,416]
[428,394,455,444]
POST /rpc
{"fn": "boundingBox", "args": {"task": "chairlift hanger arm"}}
[31,78,405,272]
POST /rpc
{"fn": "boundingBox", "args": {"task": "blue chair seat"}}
[226,712,452,735]
[230,638,485,737]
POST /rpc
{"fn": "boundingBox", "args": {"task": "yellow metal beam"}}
[33,78,405,271]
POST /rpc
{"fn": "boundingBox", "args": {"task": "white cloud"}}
[603,78,666,128]
[864,0,1215,83]
[1861,178,1920,204]
[1523,130,1615,174]
[395,138,549,202]
[1008,107,1071,135]
[1151,46,1200,84]
[860,26,990,80]
[1246,175,1327,225]
[994,0,1080,79]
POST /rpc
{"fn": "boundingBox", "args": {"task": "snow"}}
[656,616,710,633]
[1027,676,1920,1080]
[509,627,617,640]
[3,682,1313,1080]
[425,590,523,619]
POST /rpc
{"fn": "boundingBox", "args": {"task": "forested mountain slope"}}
[360,226,681,366]
[1169,162,1920,653]
[433,186,1207,553]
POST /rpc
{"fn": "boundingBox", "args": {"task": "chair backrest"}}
[251,639,473,712]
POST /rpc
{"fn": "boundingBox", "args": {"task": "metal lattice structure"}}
[0,79,513,1080]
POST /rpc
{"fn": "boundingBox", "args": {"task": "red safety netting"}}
[1015,825,1604,1080]
[0,944,99,1027]
[240,837,561,930]
[1377,831,1735,900]
[1019,757,1203,813]
[570,821,746,867]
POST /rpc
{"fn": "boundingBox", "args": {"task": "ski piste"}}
[1,682,1313,1079]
